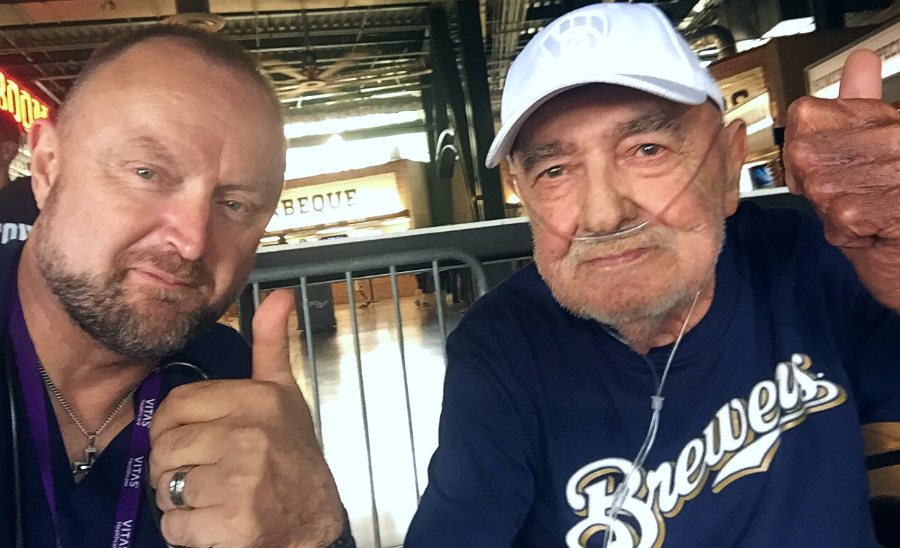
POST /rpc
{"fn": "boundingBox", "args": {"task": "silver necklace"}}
[37,362,139,481]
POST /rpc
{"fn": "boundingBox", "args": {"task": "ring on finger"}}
[168,465,196,510]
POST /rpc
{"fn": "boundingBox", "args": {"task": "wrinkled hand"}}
[149,289,344,548]
[784,49,900,309]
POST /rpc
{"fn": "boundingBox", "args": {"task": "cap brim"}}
[485,74,709,168]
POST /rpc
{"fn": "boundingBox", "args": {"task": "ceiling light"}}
[283,110,423,139]
[736,38,771,52]
[677,0,712,30]
[763,17,815,39]
[691,0,710,14]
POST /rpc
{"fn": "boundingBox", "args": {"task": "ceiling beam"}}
[285,120,425,148]
[0,2,433,28]
[0,36,424,56]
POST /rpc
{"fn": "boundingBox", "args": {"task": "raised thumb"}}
[251,288,296,386]
[839,49,883,100]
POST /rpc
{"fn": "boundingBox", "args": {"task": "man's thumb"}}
[251,288,296,386]
[839,49,882,100]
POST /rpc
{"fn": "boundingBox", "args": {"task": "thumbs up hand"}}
[783,49,900,309]
[250,289,302,386]
[149,289,345,548]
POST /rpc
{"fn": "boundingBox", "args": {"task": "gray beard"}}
[537,225,725,345]
[564,282,689,326]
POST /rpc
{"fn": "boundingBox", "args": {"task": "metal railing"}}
[240,246,495,548]
[235,191,805,546]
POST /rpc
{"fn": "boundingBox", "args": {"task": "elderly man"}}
[406,4,900,547]
[0,25,353,548]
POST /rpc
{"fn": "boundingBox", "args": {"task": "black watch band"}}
[327,511,355,548]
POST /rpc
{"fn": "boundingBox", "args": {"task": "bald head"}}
[58,25,281,134]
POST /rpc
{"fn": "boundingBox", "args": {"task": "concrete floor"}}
[285,293,466,548]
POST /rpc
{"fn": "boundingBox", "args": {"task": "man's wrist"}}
[301,507,353,548]
[326,514,355,548]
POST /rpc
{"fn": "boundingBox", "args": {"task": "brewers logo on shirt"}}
[565,354,847,548]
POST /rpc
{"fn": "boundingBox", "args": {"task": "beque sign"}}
[265,173,406,232]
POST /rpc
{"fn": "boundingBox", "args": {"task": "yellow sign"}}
[0,72,50,131]
[266,173,405,232]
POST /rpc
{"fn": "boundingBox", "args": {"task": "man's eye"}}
[540,165,566,179]
[223,200,246,213]
[135,167,155,179]
[636,144,663,157]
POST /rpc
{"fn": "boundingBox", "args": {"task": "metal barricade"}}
[241,247,489,548]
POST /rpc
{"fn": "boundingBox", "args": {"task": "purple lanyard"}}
[9,292,162,548]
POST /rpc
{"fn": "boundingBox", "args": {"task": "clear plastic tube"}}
[514,123,724,244]
[602,290,701,548]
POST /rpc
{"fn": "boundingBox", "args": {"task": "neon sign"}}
[0,71,50,131]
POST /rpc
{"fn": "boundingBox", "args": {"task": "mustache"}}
[115,249,213,288]
[566,226,673,264]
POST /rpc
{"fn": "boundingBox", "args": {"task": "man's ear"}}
[504,159,524,204]
[722,118,747,215]
[28,119,60,211]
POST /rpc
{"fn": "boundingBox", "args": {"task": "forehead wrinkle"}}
[615,111,684,140]
[517,140,577,174]
[117,135,173,156]
[102,135,179,170]
[512,101,691,174]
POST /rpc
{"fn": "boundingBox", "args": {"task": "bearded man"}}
[0,25,352,548]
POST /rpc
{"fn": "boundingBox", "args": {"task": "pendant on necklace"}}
[72,441,97,482]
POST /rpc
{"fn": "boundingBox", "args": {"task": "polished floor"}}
[285,292,467,548]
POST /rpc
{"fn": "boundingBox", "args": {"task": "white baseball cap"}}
[485,3,725,168]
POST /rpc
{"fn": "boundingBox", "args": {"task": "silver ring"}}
[168,466,195,510]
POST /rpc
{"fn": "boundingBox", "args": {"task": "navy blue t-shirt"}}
[0,177,356,548]
[0,245,253,546]
[0,177,36,248]
[406,203,900,547]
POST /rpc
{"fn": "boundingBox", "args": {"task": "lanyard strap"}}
[110,372,160,548]
[9,292,161,548]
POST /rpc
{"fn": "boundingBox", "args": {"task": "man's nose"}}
[161,190,213,262]
[576,159,641,237]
